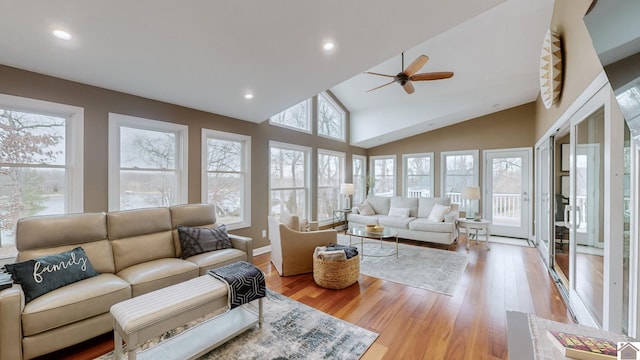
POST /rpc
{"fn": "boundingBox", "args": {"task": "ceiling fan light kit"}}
[366,53,454,94]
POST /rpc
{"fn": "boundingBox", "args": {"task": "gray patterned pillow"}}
[177,224,232,259]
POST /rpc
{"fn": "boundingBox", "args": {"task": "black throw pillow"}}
[178,224,233,259]
[5,247,99,303]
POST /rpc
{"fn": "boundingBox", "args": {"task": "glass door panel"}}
[571,106,605,326]
[535,138,552,266]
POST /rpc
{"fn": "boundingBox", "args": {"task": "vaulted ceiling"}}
[0,0,553,148]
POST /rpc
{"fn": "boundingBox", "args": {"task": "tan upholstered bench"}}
[110,275,263,360]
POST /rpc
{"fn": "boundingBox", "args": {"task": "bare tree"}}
[0,110,63,242]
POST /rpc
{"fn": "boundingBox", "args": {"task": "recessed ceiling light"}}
[244,93,254,100]
[52,29,72,40]
[323,42,335,51]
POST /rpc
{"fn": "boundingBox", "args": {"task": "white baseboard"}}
[254,245,271,256]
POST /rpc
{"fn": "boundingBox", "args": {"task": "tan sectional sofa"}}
[0,203,252,360]
[348,195,459,246]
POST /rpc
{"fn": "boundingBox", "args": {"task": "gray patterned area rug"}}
[338,235,468,296]
[95,290,377,360]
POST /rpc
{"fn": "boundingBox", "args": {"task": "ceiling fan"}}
[366,53,454,94]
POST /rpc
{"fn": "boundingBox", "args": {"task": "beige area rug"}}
[337,234,468,296]
[95,290,377,360]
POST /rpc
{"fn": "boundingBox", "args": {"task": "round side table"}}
[458,218,491,250]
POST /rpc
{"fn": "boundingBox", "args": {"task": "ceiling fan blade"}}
[366,79,396,93]
[410,72,454,81]
[403,81,415,94]
[365,71,396,78]
[403,55,429,77]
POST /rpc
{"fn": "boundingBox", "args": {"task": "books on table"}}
[546,330,617,360]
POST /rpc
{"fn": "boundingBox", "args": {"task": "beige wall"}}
[534,0,604,140]
[0,65,365,248]
[368,102,536,197]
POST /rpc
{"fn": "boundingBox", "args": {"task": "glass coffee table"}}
[347,226,399,258]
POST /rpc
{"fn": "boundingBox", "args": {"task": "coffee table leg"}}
[259,298,263,328]
[396,235,398,259]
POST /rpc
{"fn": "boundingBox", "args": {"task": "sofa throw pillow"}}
[388,207,411,218]
[178,224,232,259]
[5,247,99,303]
[355,202,375,216]
[427,203,451,222]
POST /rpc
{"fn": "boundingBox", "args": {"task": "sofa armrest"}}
[444,213,458,223]
[0,285,24,360]
[229,234,253,264]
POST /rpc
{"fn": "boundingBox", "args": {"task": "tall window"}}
[317,92,346,142]
[269,142,310,218]
[441,150,479,204]
[317,149,345,222]
[403,153,434,197]
[370,155,396,197]
[352,155,366,203]
[269,99,312,133]
[0,94,83,248]
[202,129,251,229]
[108,113,188,211]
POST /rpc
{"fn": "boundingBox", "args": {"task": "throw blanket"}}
[207,261,266,309]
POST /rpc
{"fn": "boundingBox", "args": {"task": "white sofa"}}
[347,195,459,247]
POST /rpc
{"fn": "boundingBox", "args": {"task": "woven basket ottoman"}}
[313,254,360,289]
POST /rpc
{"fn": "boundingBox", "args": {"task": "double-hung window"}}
[352,155,367,204]
[441,150,479,204]
[370,155,396,197]
[317,149,345,222]
[108,113,188,211]
[269,142,310,218]
[403,153,434,198]
[202,129,251,229]
[0,94,83,248]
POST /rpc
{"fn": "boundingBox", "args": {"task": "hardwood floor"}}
[37,236,572,360]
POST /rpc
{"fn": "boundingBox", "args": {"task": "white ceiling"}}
[0,0,553,148]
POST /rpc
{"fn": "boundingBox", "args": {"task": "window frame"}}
[108,113,188,211]
[269,141,311,218]
[269,99,312,134]
[317,148,345,224]
[369,155,397,197]
[402,152,434,198]
[316,92,346,142]
[201,129,251,230]
[440,150,479,203]
[0,93,84,249]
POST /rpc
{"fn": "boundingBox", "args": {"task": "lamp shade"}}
[461,186,480,200]
[340,183,355,195]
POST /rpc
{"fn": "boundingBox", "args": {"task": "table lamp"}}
[461,186,481,219]
[340,183,355,209]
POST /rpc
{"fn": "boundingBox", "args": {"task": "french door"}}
[483,148,532,239]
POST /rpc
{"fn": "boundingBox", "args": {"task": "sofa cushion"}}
[116,258,199,297]
[21,273,130,336]
[417,197,452,218]
[355,202,375,215]
[390,197,419,217]
[378,216,415,229]
[428,203,451,222]
[366,195,391,215]
[6,247,100,303]
[177,224,232,259]
[347,213,382,225]
[185,248,248,275]
[408,218,456,233]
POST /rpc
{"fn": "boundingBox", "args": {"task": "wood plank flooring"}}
[36,236,572,360]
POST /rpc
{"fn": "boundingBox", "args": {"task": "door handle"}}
[564,205,572,228]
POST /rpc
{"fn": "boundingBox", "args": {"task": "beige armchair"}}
[268,215,337,276]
